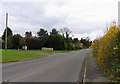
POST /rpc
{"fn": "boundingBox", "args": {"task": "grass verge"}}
[1,49,45,63]
[1,49,75,63]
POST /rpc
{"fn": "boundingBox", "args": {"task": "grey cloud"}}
[1,2,67,36]
[1,1,115,40]
[2,2,67,27]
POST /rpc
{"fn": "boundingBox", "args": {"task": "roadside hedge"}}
[92,25,120,82]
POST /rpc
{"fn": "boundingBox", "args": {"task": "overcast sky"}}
[0,0,119,40]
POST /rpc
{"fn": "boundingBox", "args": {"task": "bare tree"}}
[59,27,72,39]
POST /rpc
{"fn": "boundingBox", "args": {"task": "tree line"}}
[2,27,92,50]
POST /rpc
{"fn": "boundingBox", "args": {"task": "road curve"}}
[2,49,91,82]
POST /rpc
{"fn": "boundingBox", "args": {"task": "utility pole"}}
[5,13,8,50]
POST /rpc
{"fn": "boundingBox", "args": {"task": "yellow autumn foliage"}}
[92,25,120,82]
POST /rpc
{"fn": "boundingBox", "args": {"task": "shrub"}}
[92,26,120,82]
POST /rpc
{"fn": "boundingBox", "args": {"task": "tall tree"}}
[80,38,91,48]
[59,27,72,39]
[37,28,48,39]
[47,34,65,50]
[2,27,13,41]
[73,38,79,43]
[37,28,48,47]
[0,38,2,49]
[2,27,13,49]
[50,28,58,35]
[73,38,80,50]
[25,31,32,37]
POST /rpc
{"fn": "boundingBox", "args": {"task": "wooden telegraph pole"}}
[5,13,8,50]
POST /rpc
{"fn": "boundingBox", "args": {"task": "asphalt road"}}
[2,49,91,82]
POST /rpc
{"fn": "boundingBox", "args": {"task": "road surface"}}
[2,49,91,82]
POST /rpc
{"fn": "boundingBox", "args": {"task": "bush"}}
[92,26,120,82]
[12,34,25,49]
[25,37,43,50]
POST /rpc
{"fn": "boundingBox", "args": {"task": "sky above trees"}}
[0,0,119,40]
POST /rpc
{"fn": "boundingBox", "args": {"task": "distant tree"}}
[59,27,72,39]
[2,27,13,41]
[2,27,13,49]
[25,37,42,49]
[80,38,91,48]
[25,31,32,37]
[47,34,65,50]
[37,28,48,47]
[73,38,79,43]
[50,28,58,35]
[7,36,13,49]
[59,27,75,50]
[72,38,80,50]
[0,38,2,49]
[12,34,25,49]
[37,28,48,39]
[64,38,73,50]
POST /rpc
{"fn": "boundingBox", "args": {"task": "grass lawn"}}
[0,49,73,63]
[1,49,45,63]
